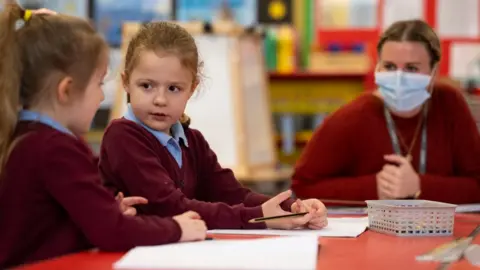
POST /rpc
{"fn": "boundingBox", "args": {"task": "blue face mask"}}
[375,70,433,112]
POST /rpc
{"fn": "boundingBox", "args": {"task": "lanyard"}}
[383,105,428,174]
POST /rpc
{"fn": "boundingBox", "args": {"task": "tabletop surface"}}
[15,214,480,270]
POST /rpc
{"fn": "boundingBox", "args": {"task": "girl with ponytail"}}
[0,4,206,268]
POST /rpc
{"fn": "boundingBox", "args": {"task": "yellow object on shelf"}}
[275,131,313,143]
[269,78,364,114]
[276,26,295,74]
[86,130,104,143]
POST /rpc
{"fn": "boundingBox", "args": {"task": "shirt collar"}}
[124,104,188,147]
[18,110,74,136]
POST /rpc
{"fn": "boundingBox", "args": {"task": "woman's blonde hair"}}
[378,19,441,68]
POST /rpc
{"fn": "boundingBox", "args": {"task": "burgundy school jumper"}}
[99,119,295,229]
[292,83,480,204]
[0,122,182,269]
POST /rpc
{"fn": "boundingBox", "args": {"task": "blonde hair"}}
[0,4,108,174]
[124,22,203,127]
[377,19,441,68]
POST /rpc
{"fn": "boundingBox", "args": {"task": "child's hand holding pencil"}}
[258,190,325,230]
[291,198,328,229]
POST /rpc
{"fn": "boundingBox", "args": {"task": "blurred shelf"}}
[268,71,368,81]
[86,130,104,143]
[275,131,313,143]
[235,167,293,183]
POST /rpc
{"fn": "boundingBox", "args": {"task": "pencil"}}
[248,212,309,223]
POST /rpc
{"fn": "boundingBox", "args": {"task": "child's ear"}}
[121,71,130,93]
[57,76,74,104]
[189,80,199,97]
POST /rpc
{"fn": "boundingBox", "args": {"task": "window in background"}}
[93,0,173,47]
[317,0,377,29]
[437,0,479,38]
[176,0,257,26]
[101,48,123,110]
[382,0,424,29]
[11,0,88,17]
[43,0,88,18]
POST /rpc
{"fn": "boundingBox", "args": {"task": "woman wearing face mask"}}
[291,19,480,204]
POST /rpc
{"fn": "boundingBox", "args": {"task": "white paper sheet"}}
[449,43,480,79]
[437,0,479,38]
[114,236,318,270]
[456,204,480,213]
[208,217,369,238]
[382,0,424,29]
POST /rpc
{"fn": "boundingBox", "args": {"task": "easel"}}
[111,21,289,185]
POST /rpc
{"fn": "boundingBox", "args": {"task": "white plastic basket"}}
[365,200,457,237]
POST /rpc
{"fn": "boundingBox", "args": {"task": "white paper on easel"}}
[208,217,369,238]
[113,236,318,270]
[238,38,275,166]
[449,43,480,79]
[100,48,123,109]
[382,0,424,29]
[437,0,479,38]
[185,35,238,168]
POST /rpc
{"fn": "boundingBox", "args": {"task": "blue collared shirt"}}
[124,104,188,167]
[19,110,74,135]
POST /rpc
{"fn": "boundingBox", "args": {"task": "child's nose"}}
[153,94,167,106]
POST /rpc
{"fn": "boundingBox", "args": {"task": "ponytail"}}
[179,113,190,128]
[0,4,23,173]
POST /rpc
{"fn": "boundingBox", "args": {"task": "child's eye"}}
[140,83,153,90]
[168,85,181,92]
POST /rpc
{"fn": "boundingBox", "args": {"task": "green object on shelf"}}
[264,29,278,71]
[302,0,313,69]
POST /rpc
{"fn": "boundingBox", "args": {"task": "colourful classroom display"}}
[263,26,298,73]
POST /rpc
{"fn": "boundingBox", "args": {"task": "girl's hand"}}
[31,8,57,15]
[261,190,314,230]
[173,211,207,242]
[115,192,148,216]
[291,199,328,229]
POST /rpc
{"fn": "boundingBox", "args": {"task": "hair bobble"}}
[22,9,32,22]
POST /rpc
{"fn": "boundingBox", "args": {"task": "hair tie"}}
[23,9,32,21]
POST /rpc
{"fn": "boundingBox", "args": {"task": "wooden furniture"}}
[16,214,480,270]
[269,72,367,164]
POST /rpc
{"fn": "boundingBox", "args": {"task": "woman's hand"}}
[376,154,421,199]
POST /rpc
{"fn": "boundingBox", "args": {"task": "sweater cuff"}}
[168,217,184,243]
[241,206,266,229]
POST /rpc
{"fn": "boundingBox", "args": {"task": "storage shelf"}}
[268,72,367,81]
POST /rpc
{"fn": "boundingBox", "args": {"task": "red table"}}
[16,214,480,270]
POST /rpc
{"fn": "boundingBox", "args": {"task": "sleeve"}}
[419,88,480,204]
[291,113,378,201]
[41,135,182,252]
[192,130,295,211]
[102,124,265,230]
